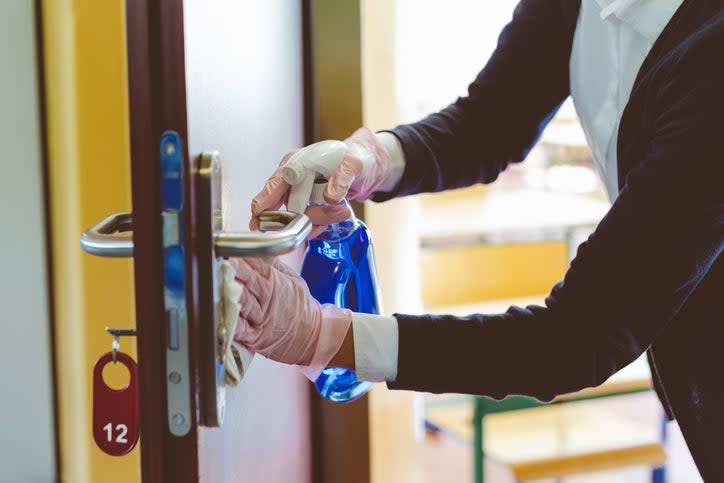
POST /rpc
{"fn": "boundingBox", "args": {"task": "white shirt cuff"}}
[375,132,406,193]
[351,312,399,383]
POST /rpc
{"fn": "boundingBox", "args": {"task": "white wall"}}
[0,1,57,481]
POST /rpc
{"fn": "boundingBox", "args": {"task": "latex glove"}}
[250,127,397,234]
[230,256,352,380]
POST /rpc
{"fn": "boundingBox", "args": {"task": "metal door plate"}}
[160,131,192,437]
[196,151,226,427]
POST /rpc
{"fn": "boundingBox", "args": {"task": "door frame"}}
[126,1,194,480]
[39,0,140,480]
[306,2,372,483]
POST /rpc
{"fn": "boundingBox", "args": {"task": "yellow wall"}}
[41,1,139,482]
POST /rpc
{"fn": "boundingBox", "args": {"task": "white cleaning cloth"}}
[219,259,255,386]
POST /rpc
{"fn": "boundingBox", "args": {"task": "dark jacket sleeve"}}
[373,0,581,202]
[387,33,724,401]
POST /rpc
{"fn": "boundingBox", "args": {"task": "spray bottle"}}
[283,141,380,403]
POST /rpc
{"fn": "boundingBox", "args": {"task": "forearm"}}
[375,132,406,193]
[388,306,606,401]
[373,0,579,202]
[388,146,723,401]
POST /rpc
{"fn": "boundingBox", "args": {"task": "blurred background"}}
[0,0,703,482]
[365,1,700,482]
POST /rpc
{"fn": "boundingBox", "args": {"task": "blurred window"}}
[391,1,614,309]
[394,0,610,218]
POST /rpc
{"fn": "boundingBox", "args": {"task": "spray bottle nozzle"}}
[281,140,347,214]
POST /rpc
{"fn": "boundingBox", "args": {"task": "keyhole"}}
[102,361,131,390]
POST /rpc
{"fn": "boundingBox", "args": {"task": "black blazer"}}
[375,0,724,478]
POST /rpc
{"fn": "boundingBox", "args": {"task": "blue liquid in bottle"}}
[301,199,380,403]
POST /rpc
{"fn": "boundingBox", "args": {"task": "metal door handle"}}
[80,211,311,258]
[214,211,310,257]
[80,212,134,257]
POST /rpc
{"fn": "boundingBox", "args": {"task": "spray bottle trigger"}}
[281,139,346,214]
[287,173,315,215]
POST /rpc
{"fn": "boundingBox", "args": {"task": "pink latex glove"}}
[250,127,394,236]
[230,256,352,380]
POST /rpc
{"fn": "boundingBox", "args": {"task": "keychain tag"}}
[93,351,139,456]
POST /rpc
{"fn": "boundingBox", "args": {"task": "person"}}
[232,0,724,479]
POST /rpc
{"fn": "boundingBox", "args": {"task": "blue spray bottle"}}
[283,141,380,403]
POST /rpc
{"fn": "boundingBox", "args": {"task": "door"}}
[125,1,311,481]
[81,2,373,481]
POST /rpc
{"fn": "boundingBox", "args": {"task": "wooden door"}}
[125,1,312,481]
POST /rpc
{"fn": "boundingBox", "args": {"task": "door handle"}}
[214,211,311,257]
[80,211,311,258]
[80,212,134,257]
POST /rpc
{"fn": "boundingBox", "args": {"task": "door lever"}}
[80,211,311,258]
[80,213,134,257]
[214,211,311,257]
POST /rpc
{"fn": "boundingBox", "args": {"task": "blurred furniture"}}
[426,298,667,483]
[419,185,667,482]
[474,357,664,483]
[426,386,666,482]
[418,186,609,306]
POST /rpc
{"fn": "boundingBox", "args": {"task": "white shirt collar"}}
[594,0,685,39]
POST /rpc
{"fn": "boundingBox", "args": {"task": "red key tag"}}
[93,352,139,456]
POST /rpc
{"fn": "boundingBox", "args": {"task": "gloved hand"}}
[230,256,352,380]
[250,127,397,234]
